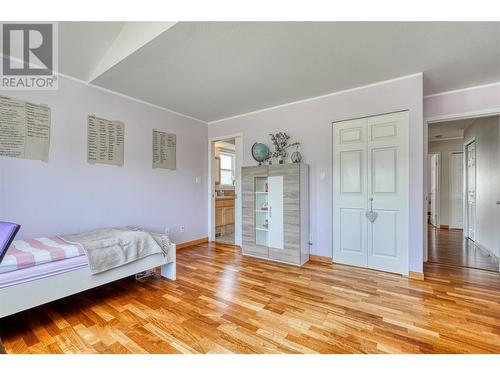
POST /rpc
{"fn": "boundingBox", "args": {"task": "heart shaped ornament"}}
[365,211,378,223]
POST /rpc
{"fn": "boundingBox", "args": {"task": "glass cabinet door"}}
[254,176,269,246]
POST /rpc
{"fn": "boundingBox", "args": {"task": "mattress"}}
[0,236,85,274]
[0,255,89,289]
[0,229,173,289]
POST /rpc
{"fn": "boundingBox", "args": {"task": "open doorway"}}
[208,134,243,246]
[426,114,500,272]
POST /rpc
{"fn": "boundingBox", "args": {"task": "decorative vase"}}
[291,150,302,163]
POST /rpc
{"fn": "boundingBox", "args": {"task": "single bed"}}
[0,228,176,318]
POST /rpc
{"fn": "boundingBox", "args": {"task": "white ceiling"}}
[58,22,500,123]
[59,22,125,82]
[428,115,499,141]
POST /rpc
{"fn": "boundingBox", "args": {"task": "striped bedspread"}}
[0,237,85,274]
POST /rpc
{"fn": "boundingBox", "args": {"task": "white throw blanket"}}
[62,227,169,275]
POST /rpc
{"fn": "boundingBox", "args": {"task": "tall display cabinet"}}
[242,163,309,266]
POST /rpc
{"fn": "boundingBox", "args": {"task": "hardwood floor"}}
[1,241,500,354]
[215,233,235,244]
[428,225,499,272]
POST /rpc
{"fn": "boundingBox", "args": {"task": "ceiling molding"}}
[208,72,423,125]
[423,81,500,99]
[429,136,464,143]
[425,108,500,124]
[59,72,208,124]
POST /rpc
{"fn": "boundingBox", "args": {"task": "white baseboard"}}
[475,241,500,261]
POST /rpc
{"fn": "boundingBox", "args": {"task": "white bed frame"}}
[0,244,176,319]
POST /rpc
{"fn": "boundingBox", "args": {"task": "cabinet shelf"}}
[255,191,268,194]
[255,209,269,213]
[256,227,269,232]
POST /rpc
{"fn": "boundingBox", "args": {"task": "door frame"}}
[448,151,464,230]
[463,137,477,241]
[427,152,441,228]
[208,133,244,246]
[424,107,500,264]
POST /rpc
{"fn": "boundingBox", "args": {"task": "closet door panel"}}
[333,118,368,268]
[366,111,409,275]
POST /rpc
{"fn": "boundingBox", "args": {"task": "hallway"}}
[428,225,499,272]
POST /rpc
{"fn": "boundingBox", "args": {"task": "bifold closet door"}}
[333,111,409,275]
[366,112,409,274]
[332,118,369,268]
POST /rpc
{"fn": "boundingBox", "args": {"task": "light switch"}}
[320,171,326,181]
[195,176,201,184]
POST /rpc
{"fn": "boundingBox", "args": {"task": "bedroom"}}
[1,1,500,372]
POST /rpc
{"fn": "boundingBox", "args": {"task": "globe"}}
[251,143,270,165]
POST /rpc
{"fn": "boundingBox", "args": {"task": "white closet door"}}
[449,152,464,229]
[332,118,368,268]
[268,176,284,249]
[366,112,409,275]
[333,111,409,275]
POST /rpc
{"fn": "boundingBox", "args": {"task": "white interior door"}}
[466,141,476,241]
[333,111,409,275]
[268,176,284,249]
[449,152,464,229]
[429,153,439,227]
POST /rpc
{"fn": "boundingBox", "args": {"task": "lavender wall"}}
[424,83,500,119]
[208,74,424,272]
[0,76,208,244]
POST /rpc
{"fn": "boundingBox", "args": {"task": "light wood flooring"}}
[1,241,499,354]
[428,225,499,272]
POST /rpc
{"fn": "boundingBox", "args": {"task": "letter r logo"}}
[2,23,53,76]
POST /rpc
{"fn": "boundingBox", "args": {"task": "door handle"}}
[496,201,500,206]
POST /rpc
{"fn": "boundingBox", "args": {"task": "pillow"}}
[0,221,20,265]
